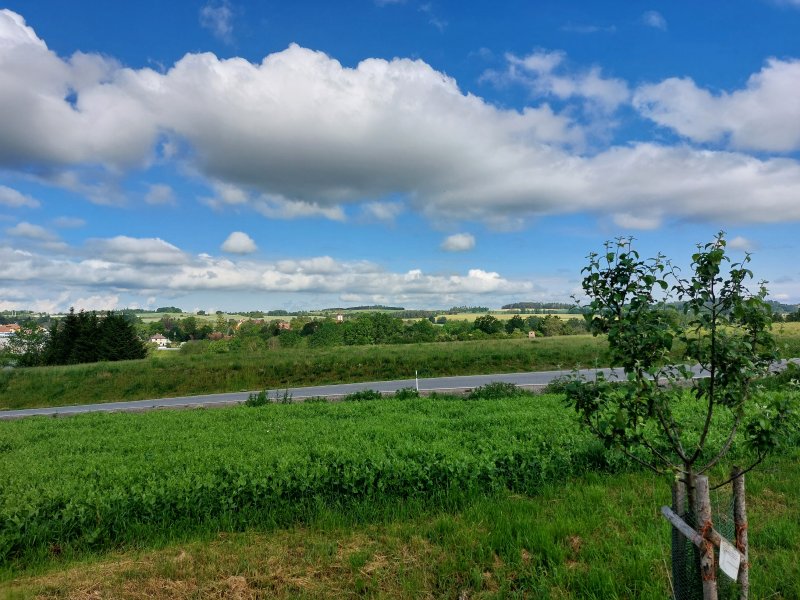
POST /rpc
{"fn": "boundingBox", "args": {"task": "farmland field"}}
[1,391,798,598]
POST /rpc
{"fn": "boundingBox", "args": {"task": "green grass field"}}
[0,337,609,410]
[5,461,798,599]
[0,393,611,567]
[1,392,798,598]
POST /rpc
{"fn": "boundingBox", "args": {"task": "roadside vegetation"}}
[0,337,608,410]
[1,386,799,598]
[3,326,800,411]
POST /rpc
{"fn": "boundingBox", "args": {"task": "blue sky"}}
[1,1,800,313]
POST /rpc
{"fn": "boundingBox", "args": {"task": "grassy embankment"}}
[3,322,800,411]
[1,392,798,598]
[0,337,609,410]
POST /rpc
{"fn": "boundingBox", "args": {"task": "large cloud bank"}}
[2,9,800,230]
[0,233,534,312]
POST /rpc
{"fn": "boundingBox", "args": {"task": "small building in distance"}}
[149,333,169,348]
[336,313,344,323]
[277,321,292,331]
[528,331,537,339]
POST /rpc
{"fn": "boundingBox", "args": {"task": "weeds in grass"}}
[342,389,384,401]
[466,381,528,400]
[757,362,800,391]
[302,396,329,404]
[541,374,573,395]
[244,389,269,407]
[244,388,292,406]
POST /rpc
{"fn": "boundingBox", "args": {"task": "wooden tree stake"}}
[695,475,718,600]
[732,466,750,600]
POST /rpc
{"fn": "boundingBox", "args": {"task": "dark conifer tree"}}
[42,309,146,365]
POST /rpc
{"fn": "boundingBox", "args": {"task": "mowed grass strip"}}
[4,452,799,600]
[0,337,609,410]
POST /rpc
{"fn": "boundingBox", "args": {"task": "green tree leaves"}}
[3,320,47,367]
[566,233,796,481]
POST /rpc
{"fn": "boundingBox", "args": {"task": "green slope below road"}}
[0,337,608,410]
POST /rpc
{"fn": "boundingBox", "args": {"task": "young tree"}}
[473,314,503,334]
[505,314,526,334]
[214,313,229,335]
[565,233,798,595]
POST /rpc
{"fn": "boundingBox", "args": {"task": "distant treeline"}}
[155,306,183,313]
[178,311,589,356]
[767,300,800,314]
[502,302,575,310]
[322,305,406,312]
[0,313,50,326]
[446,306,490,314]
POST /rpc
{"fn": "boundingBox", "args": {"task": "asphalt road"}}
[0,364,715,420]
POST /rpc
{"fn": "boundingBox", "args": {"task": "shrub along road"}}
[5,360,799,419]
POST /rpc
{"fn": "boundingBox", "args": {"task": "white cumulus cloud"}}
[6,221,56,241]
[484,49,630,113]
[0,11,155,172]
[634,58,800,152]
[441,233,476,252]
[72,294,120,312]
[221,231,257,254]
[87,236,188,265]
[145,183,176,205]
[0,184,39,208]
[727,236,757,251]
[361,201,404,222]
[0,237,533,305]
[1,11,800,230]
